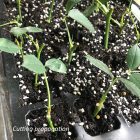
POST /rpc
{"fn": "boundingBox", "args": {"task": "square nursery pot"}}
[0,0,140,140]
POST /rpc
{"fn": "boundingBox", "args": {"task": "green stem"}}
[44,72,55,132]
[93,77,118,117]
[104,8,114,49]
[47,0,55,23]
[35,44,45,87]
[96,0,120,27]
[0,20,18,27]
[63,18,74,65]
[25,34,39,50]
[16,0,22,22]
[120,8,129,33]
[129,12,140,43]
[15,38,24,59]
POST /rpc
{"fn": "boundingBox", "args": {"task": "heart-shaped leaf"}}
[129,73,140,89]
[126,44,140,70]
[45,58,67,74]
[66,0,81,12]
[10,26,43,37]
[68,9,95,33]
[0,38,20,53]
[85,54,114,78]
[22,55,46,74]
[120,78,140,98]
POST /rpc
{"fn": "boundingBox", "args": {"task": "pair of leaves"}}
[10,26,43,37]
[0,38,20,53]
[126,44,140,70]
[85,54,140,98]
[22,55,67,74]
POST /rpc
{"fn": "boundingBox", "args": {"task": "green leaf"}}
[24,26,43,33]
[66,0,81,12]
[68,9,95,33]
[84,2,97,17]
[126,44,140,70]
[0,38,20,53]
[10,26,43,37]
[131,3,140,22]
[45,58,67,74]
[129,73,140,89]
[120,78,140,98]
[10,27,27,37]
[22,55,46,74]
[85,54,114,78]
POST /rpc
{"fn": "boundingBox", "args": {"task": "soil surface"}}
[26,103,77,140]
[3,0,140,139]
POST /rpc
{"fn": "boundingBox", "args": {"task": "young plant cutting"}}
[0,0,140,139]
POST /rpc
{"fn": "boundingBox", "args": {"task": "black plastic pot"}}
[0,0,140,140]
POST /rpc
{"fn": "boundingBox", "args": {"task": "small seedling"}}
[10,26,43,58]
[84,0,120,27]
[119,5,140,43]
[10,26,44,86]
[0,38,67,131]
[22,54,67,132]
[64,0,95,64]
[85,44,140,117]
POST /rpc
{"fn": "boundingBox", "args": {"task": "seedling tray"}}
[1,23,140,140]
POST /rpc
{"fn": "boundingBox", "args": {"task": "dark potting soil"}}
[3,0,140,138]
[26,103,77,140]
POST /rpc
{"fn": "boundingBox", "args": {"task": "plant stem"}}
[129,12,140,43]
[15,38,24,59]
[96,0,120,27]
[35,44,45,87]
[120,8,129,33]
[63,18,74,65]
[93,77,118,117]
[47,0,55,23]
[25,34,39,51]
[104,8,114,49]
[25,35,43,87]
[16,0,22,22]
[44,72,55,132]
[0,20,18,27]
